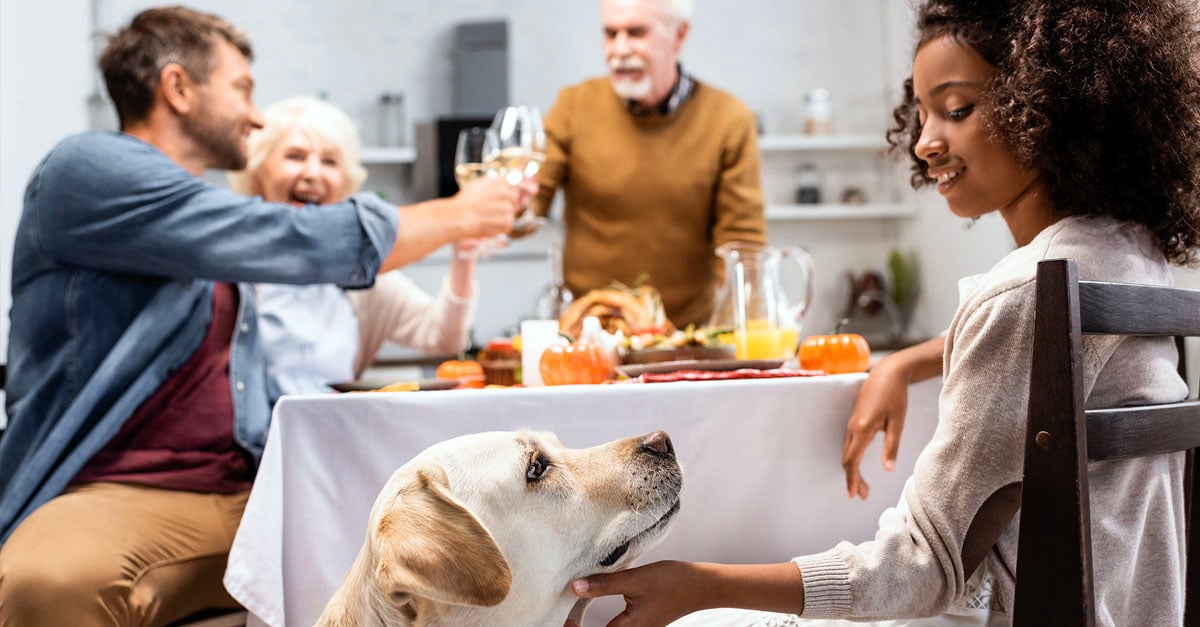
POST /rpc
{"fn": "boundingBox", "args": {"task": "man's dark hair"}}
[887,0,1200,265]
[98,5,253,127]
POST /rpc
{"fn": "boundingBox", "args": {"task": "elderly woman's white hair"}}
[227,96,368,199]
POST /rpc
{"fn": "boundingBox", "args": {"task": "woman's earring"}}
[962,216,981,231]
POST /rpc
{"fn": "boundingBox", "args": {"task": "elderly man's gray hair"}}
[664,0,694,21]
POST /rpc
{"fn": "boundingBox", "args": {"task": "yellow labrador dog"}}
[317,429,682,627]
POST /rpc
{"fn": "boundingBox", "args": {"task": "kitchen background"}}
[4,1,1198,394]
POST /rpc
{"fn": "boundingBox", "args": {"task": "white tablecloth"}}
[225,375,942,627]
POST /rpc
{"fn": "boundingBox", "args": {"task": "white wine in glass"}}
[454,162,491,188]
[454,126,505,260]
[454,127,499,189]
[486,147,546,186]
[488,105,548,235]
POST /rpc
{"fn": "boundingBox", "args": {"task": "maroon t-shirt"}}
[74,282,255,493]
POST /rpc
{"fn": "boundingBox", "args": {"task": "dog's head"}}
[318,429,682,627]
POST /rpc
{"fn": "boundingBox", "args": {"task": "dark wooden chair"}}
[1014,258,1200,625]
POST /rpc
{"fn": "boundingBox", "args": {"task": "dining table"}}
[224,374,943,626]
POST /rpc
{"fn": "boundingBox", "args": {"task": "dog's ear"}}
[371,463,513,608]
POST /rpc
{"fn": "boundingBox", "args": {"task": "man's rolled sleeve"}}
[341,192,399,288]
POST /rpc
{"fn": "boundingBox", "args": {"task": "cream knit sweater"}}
[795,216,1188,625]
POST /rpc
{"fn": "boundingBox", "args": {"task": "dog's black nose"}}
[640,430,675,458]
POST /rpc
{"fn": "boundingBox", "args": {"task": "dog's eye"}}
[526,453,550,482]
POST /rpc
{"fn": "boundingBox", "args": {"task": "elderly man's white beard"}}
[611,75,653,101]
[609,57,653,101]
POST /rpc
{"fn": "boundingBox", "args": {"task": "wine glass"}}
[487,105,548,237]
[454,127,503,260]
[454,127,497,189]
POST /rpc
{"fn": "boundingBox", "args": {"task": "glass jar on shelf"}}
[795,163,823,205]
[377,91,407,147]
[803,88,833,135]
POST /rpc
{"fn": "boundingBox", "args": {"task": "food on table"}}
[373,381,420,392]
[627,368,824,383]
[435,359,486,388]
[796,330,871,374]
[558,279,672,340]
[479,338,520,386]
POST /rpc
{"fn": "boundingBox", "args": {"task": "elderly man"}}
[533,0,767,327]
[0,6,521,625]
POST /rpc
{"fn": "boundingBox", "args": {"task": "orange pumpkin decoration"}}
[435,359,485,388]
[538,343,612,386]
[797,332,871,374]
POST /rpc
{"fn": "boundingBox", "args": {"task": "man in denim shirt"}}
[0,7,523,625]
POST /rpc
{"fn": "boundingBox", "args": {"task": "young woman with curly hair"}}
[563,1,1200,625]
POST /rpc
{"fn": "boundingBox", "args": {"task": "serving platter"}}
[621,345,735,364]
[615,358,787,378]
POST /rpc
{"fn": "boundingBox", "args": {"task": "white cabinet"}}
[360,146,416,165]
[757,133,912,221]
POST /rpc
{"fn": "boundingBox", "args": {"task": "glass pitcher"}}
[709,241,815,360]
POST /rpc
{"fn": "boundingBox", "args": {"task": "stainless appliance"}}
[453,20,509,116]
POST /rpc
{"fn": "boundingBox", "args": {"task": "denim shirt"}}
[0,132,398,541]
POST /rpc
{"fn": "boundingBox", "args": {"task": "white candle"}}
[520,320,562,387]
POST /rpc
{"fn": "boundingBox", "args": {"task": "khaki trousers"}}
[0,482,248,627]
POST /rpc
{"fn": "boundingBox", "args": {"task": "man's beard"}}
[610,75,652,101]
[183,107,247,171]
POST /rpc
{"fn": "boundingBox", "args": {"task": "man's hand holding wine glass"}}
[451,176,523,239]
[452,105,547,259]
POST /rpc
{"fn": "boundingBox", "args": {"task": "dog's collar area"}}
[598,499,681,567]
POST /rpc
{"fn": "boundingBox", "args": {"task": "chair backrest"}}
[1014,258,1200,626]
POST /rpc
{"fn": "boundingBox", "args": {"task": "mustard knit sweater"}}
[533,77,766,327]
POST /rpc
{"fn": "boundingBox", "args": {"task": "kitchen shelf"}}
[360,146,416,164]
[758,134,887,152]
[765,202,913,220]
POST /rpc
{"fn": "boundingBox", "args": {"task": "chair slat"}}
[1085,401,1200,461]
[1015,259,1096,625]
[1017,259,1200,626]
[1079,281,1200,336]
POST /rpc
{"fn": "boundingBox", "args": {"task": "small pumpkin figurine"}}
[797,320,871,375]
[539,317,614,385]
[435,359,486,388]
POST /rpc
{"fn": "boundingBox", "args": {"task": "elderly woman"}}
[229,96,478,396]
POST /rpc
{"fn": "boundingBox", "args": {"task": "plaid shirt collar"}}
[625,64,694,116]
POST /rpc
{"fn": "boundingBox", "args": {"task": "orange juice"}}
[778,327,799,359]
[734,320,787,360]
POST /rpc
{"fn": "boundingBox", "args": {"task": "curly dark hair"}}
[887,0,1200,265]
